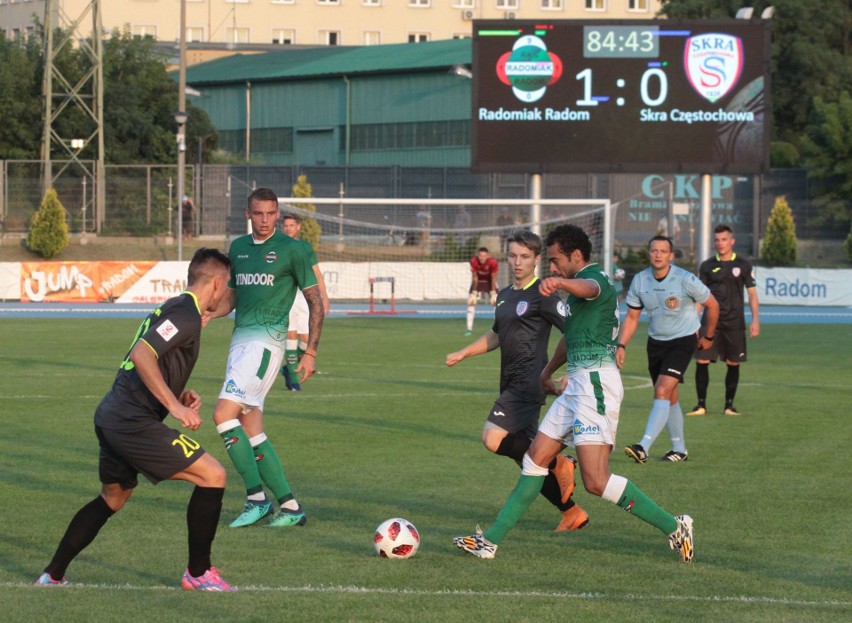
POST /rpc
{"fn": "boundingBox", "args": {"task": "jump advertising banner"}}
[1,262,850,306]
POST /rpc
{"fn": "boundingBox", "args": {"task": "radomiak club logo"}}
[496,35,563,103]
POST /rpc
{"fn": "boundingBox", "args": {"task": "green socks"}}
[218,422,263,496]
[616,479,678,535]
[285,348,299,377]
[483,474,545,544]
[252,436,294,505]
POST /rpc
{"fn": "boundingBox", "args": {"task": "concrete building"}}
[3,1,661,51]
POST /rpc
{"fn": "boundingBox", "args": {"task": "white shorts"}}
[538,368,623,447]
[218,341,284,412]
[288,291,309,334]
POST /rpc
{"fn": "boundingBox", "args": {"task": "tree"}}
[291,174,321,248]
[26,188,70,258]
[658,1,852,156]
[760,196,797,266]
[0,29,218,164]
[0,34,42,159]
[801,93,852,232]
[101,30,218,164]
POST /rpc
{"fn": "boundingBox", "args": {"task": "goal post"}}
[276,197,614,281]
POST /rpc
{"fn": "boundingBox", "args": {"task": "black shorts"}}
[647,334,698,384]
[487,390,543,439]
[694,326,748,363]
[96,421,206,487]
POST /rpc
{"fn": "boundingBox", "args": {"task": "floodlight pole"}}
[176,0,187,261]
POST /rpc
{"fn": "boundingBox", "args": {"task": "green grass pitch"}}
[0,317,849,622]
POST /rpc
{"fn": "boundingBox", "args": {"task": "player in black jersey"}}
[688,225,760,416]
[37,249,238,591]
[446,230,588,532]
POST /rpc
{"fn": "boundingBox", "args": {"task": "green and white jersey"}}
[563,263,619,372]
[228,231,317,349]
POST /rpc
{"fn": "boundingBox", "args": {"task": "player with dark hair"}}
[619,236,719,463]
[447,229,588,533]
[211,188,324,529]
[687,225,760,416]
[454,224,695,563]
[466,247,499,335]
[279,212,330,391]
[37,248,237,590]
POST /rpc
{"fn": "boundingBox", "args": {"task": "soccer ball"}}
[373,518,420,559]
[614,268,626,280]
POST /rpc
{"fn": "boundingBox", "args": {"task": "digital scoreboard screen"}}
[471,20,770,174]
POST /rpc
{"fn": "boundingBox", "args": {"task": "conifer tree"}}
[291,174,321,248]
[760,196,798,266]
[26,188,69,259]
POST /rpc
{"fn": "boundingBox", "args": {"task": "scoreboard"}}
[471,20,771,174]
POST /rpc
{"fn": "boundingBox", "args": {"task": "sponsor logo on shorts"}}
[156,319,179,341]
[224,379,246,399]
[516,301,529,316]
[667,367,682,376]
[572,418,600,436]
[492,410,505,417]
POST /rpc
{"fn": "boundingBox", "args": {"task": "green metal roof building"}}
[185,39,473,168]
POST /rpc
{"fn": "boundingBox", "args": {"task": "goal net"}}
[272,197,612,302]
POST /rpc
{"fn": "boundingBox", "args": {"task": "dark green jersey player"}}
[455,224,695,564]
[447,230,587,532]
[211,188,325,530]
[227,229,316,347]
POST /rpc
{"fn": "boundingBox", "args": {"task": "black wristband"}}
[704,335,715,341]
[617,343,626,350]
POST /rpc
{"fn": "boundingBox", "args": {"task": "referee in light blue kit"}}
[616,236,719,463]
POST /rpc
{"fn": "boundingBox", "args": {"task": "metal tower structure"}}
[41,0,105,233]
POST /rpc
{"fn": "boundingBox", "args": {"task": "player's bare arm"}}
[540,336,568,396]
[616,307,642,369]
[312,264,331,316]
[297,285,325,382]
[697,294,720,350]
[748,286,760,337]
[446,331,499,367]
[539,277,600,299]
[130,342,203,430]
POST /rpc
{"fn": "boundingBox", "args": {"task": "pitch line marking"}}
[5,581,850,608]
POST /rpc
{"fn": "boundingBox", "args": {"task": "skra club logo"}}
[496,35,563,103]
[684,33,744,103]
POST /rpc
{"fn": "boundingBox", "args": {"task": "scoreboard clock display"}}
[472,20,770,174]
